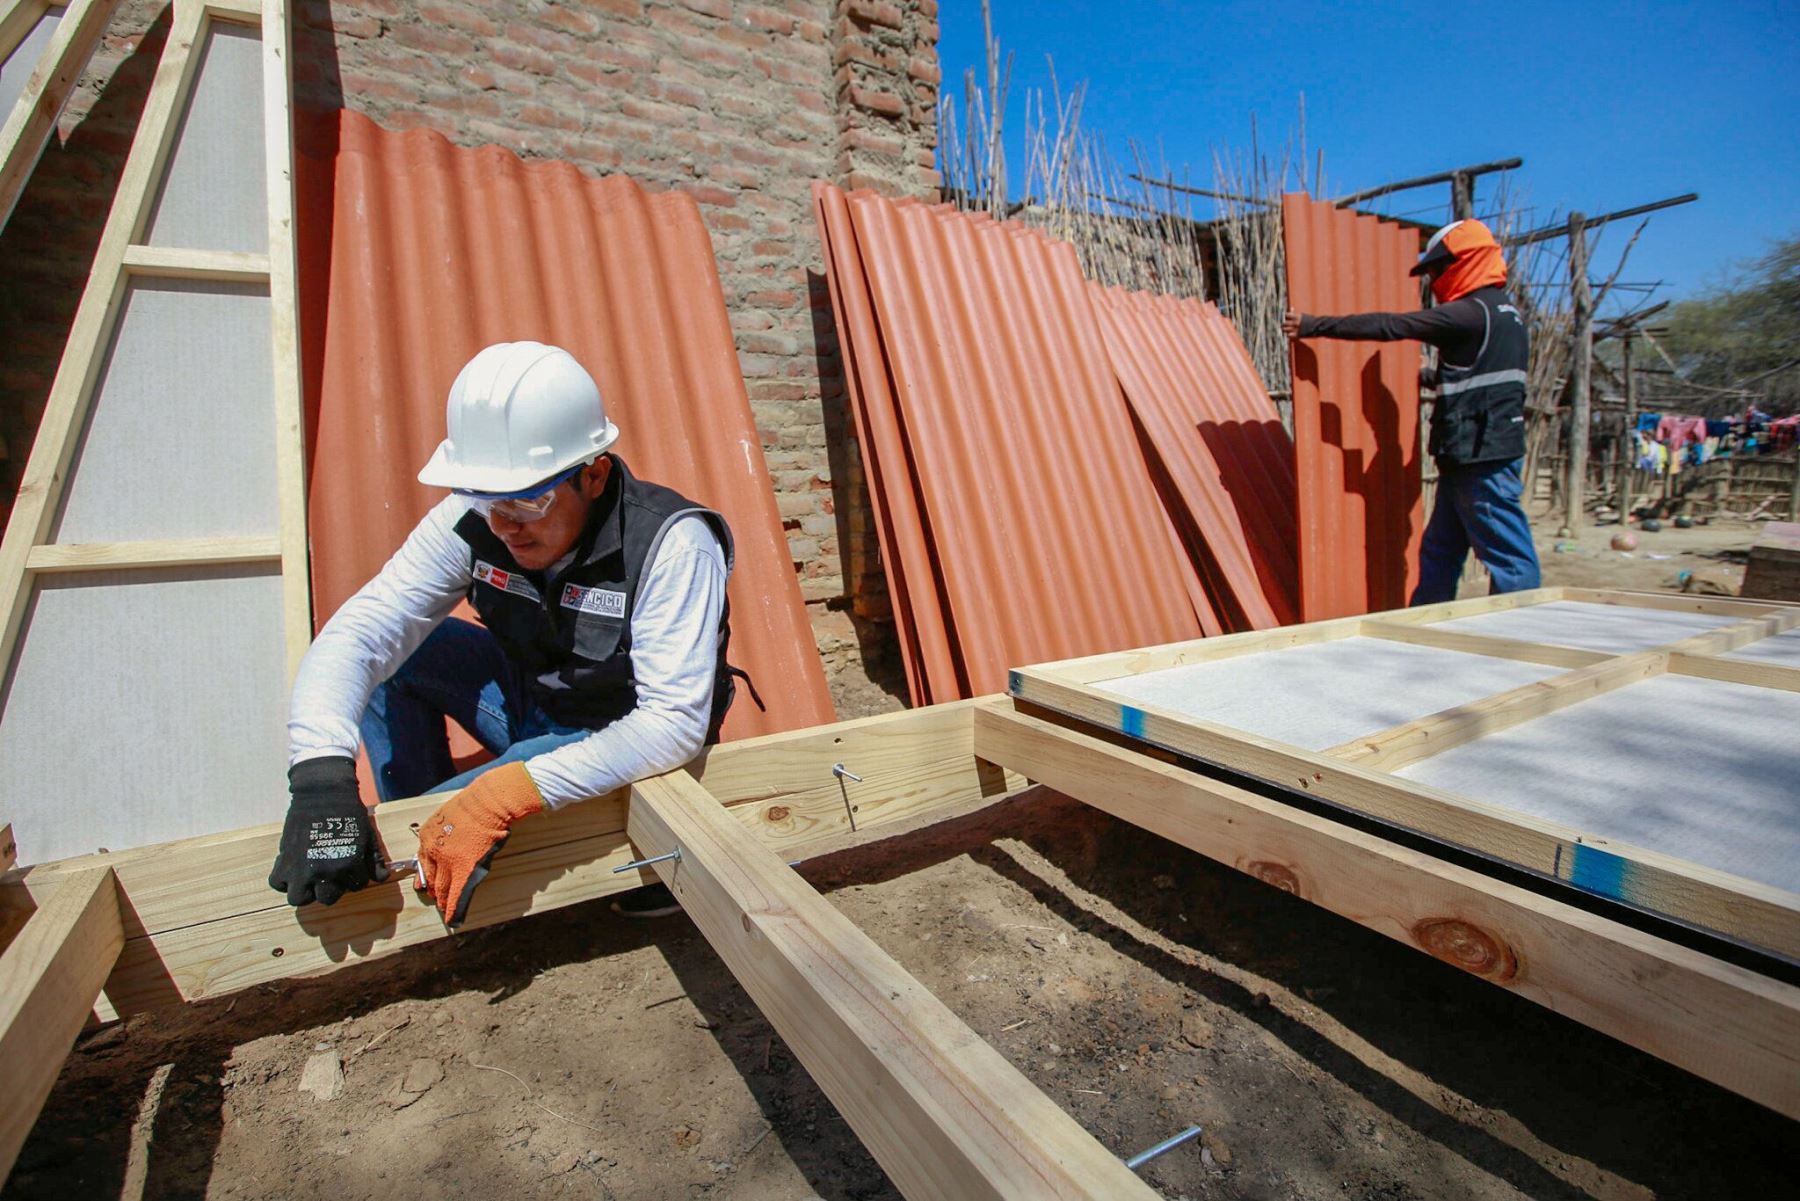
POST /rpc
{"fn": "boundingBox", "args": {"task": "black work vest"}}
[454,455,736,739]
[1431,286,1529,467]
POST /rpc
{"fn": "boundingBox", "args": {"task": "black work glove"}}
[267,756,388,906]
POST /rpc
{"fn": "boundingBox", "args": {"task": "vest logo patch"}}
[473,560,540,601]
[561,583,627,618]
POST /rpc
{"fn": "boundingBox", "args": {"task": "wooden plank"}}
[202,0,262,21]
[258,0,310,678]
[1360,617,1612,670]
[0,824,12,871]
[0,0,120,230]
[1560,587,1781,620]
[1009,668,1800,959]
[0,701,1020,1014]
[0,866,123,1181]
[26,535,281,572]
[1668,651,1800,694]
[120,243,272,283]
[1355,586,1566,627]
[1326,650,1668,772]
[628,771,1155,1200]
[0,0,208,687]
[974,704,1800,1121]
[1016,612,1369,686]
[0,3,53,65]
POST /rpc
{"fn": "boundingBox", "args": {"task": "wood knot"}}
[765,805,790,822]
[1411,917,1518,982]
[1246,861,1302,896]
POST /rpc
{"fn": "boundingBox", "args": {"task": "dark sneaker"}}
[610,881,682,919]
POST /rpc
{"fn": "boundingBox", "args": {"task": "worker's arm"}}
[1288,296,1487,361]
[287,497,473,765]
[525,514,730,807]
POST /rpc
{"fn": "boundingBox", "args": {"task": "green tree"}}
[1660,235,1800,412]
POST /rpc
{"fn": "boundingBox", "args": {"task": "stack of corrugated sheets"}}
[815,183,1300,703]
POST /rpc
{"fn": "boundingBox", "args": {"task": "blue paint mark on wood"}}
[1566,842,1633,902]
[1120,706,1147,739]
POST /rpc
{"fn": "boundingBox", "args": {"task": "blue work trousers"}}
[359,618,588,802]
[1410,458,1542,606]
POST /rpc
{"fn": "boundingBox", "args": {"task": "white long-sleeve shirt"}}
[288,496,729,808]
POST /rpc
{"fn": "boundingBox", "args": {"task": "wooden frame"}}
[3,683,1797,1187]
[971,703,1800,1121]
[0,0,123,230]
[1010,587,1800,960]
[0,0,312,866]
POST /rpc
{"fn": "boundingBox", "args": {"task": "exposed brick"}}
[676,0,732,19]
[387,24,476,58]
[844,0,904,31]
[417,3,498,37]
[846,85,905,118]
[743,6,795,35]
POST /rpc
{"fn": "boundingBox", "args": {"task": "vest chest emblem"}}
[473,559,541,601]
[560,583,627,618]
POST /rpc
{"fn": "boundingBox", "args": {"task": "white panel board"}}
[144,21,265,252]
[1094,637,1562,752]
[1724,627,1800,668]
[1435,600,1735,654]
[50,278,277,543]
[0,565,288,863]
[0,6,62,125]
[1397,674,1800,894]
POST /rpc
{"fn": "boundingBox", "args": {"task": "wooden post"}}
[1617,332,1636,514]
[1450,171,1473,221]
[1788,453,1800,524]
[1562,212,1593,536]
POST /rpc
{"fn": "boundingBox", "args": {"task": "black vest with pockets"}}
[1431,286,1530,467]
[454,456,736,740]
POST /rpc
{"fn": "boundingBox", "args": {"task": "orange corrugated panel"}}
[294,110,833,741]
[1090,286,1299,629]
[813,184,1216,701]
[1282,193,1424,620]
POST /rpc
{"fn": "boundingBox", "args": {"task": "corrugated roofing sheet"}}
[1089,286,1299,629]
[814,183,1217,703]
[1282,193,1424,620]
[295,109,833,742]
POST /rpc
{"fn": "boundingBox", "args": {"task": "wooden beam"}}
[0,0,122,231]
[0,866,123,1181]
[0,824,12,871]
[1325,650,1668,772]
[628,771,1155,1200]
[119,244,272,283]
[1354,586,1566,628]
[1560,587,1781,620]
[0,3,54,65]
[1668,651,1800,694]
[1008,668,1800,959]
[26,536,282,572]
[1360,617,1612,670]
[259,0,311,679]
[0,701,1021,1014]
[974,704,1800,1121]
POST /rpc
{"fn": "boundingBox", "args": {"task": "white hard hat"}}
[417,342,620,494]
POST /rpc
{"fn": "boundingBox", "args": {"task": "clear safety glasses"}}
[459,465,581,524]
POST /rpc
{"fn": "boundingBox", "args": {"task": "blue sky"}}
[938,1,1799,310]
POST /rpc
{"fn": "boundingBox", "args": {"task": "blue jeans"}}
[360,618,589,802]
[1410,458,1542,606]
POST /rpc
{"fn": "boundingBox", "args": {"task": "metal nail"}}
[1124,1124,1203,1171]
[831,763,863,783]
[613,847,682,874]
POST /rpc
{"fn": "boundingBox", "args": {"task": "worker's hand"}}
[268,756,388,906]
[1281,310,1304,339]
[415,761,546,927]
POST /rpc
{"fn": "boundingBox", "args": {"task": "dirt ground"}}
[9,513,1795,1201]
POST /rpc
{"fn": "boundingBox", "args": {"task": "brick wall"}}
[0,0,939,707]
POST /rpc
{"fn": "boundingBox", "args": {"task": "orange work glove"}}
[415,761,546,927]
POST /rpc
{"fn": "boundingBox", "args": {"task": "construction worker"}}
[267,342,735,925]
[1283,218,1542,604]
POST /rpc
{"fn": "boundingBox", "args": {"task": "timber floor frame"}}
[1,599,1797,1190]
